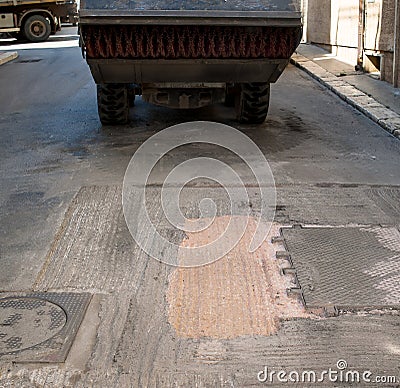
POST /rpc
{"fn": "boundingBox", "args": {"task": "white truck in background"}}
[0,0,78,42]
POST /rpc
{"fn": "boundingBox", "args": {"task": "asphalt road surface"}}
[0,27,399,386]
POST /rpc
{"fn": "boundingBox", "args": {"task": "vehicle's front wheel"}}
[97,84,130,125]
[23,15,51,42]
[235,83,270,124]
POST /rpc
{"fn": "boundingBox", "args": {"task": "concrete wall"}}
[306,0,331,45]
[306,0,359,64]
[363,0,395,51]
[306,1,359,47]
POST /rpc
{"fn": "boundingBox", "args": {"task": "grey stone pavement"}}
[293,43,400,137]
[0,29,399,387]
[0,51,18,66]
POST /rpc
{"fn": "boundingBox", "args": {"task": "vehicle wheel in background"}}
[235,83,270,124]
[97,84,130,125]
[23,15,51,42]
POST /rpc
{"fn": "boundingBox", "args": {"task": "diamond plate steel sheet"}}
[281,226,400,309]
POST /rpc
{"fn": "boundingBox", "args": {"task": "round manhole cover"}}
[0,297,67,354]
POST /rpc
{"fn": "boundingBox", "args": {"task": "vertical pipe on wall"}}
[301,0,308,43]
[394,0,400,87]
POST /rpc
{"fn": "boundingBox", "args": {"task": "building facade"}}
[302,0,400,87]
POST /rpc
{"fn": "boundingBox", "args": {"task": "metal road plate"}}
[281,226,400,309]
[0,293,91,362]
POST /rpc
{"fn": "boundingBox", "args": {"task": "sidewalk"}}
[0,51,18,66]
[291,43,400,138]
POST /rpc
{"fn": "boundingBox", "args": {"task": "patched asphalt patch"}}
[167,221,311,339]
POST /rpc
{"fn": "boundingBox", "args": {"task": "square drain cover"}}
[281,226,400,309]
[0,292,91,362]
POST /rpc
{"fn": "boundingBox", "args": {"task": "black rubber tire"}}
[235,83,270,124]
[23,15,51,42]
[97,84,130,125]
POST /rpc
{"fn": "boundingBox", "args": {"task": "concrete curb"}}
[0,51,18,66]
[290,53,400,139]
